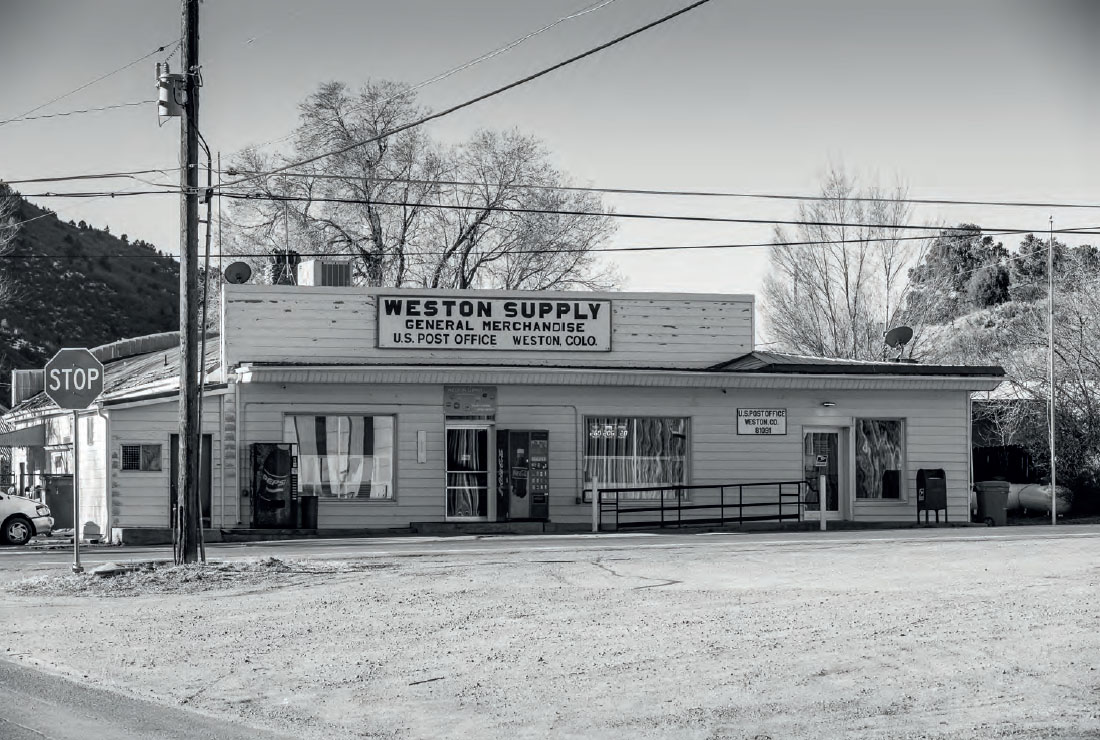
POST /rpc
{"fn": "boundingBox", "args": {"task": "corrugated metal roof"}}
[237,364,1004,392]
[709,351,1004,377]
[4,339,220,418]
[972,380,1051,402]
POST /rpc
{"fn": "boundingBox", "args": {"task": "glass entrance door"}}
[446,426,491,520]
[804,429,841,516]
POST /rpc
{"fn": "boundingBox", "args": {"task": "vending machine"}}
[496,430,550,521]
[249,443,298,528]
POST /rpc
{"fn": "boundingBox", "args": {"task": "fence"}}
[0,471,49,497]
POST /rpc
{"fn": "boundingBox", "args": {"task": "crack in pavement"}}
[591,559,683,589]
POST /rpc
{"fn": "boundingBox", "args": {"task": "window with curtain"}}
[583,417,687,500]
[855,419,904,499]
[446,427,488,518]
[283,415,395,499]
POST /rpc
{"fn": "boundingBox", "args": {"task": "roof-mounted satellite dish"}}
[884,325,914,348]
[223,261,252,285]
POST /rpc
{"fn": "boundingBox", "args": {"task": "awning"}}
[0,424,46,447]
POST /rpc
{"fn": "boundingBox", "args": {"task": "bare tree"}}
[420,129,617,291]
[226,80,617,290]
[761,166,930,360]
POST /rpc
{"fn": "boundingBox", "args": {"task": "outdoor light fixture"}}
[821,401,837,408]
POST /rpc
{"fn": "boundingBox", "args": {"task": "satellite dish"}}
[223,261,252,285]
[884,325,914,348]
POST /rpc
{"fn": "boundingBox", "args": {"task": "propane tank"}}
[156,62,185,118]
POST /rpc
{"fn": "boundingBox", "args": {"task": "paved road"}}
[2,525,1098,738]
[0,659,292,740]
[2,525,1098,577]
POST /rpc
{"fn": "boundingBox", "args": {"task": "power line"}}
[1,100,156,124]
[221,169,1100,212]
[2,226,1092,261]
[401,0,622,97]
[18,190,182,199]
[217,191,1087,234]
[219,0,715,190]
[0,41,179,127]
[1,168,179,186]
[17,187,1100,234]
[10,165,1100,213]
[3,171,181,230]
[237,0,623,154]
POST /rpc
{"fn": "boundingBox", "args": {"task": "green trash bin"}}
[974,481,1009,526]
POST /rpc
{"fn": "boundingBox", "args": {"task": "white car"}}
[0,490,53,546]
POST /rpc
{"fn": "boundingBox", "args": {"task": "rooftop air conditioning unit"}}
[297,259,353,287]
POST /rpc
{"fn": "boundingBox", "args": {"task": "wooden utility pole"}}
[176,0,201,564]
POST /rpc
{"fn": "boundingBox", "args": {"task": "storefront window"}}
[583,417,687,499]
[855,419,904,499]
[284,415,394,499]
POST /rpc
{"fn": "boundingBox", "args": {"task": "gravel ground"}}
[2,535,1099,739]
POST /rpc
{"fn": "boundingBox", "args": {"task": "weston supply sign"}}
[736,408,787,435]
[378,296,611,351]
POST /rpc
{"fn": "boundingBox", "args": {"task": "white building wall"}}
[239,383,445,529]
[237,382,972,528]
[222,286,755,370]
[76,412,108,536]
[108,395,224,528]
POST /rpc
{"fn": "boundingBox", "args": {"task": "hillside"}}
[0,195,180,375]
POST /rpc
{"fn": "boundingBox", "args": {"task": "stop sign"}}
[44,348,104,410]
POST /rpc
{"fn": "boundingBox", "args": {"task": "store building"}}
[1,276,1003,543]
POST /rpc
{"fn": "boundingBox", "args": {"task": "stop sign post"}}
[44,348,104,574]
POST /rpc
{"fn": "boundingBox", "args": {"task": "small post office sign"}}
[736,408,787,435]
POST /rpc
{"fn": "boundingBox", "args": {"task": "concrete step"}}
[411,521,547,535]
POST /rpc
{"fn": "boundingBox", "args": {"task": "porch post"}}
[818,473,827,532]
[591,477,600,533]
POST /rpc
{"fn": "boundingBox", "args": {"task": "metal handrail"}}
[595,480,807,531]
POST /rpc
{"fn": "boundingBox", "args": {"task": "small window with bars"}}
[121,444,162,471]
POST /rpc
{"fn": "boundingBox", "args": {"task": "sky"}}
[1,0,1097,296]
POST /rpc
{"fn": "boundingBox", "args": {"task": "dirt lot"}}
[3,532,1099,739]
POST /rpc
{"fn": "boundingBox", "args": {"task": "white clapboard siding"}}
[77,413,109,536]
[235,382,973,527]
[109,398,223,529]
[241,383,448,529]
[223,286,754,369]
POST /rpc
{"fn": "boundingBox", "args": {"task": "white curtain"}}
[290,416,392,499]
[584,417,686,500]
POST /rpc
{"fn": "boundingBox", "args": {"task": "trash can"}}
[298,495,319,529]
[974,480,1009,526]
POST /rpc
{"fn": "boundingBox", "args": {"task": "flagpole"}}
[1048,216,1056,526]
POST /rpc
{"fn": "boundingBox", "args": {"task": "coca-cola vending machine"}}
[250,443,297,529]
[496,430,550,521]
